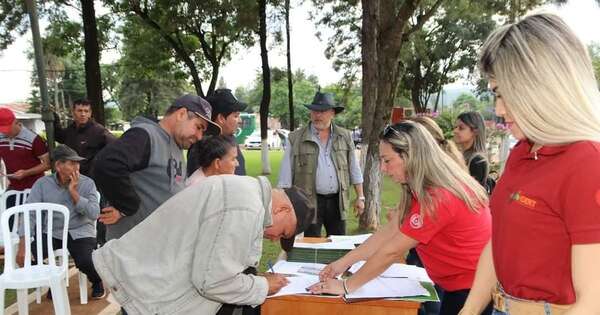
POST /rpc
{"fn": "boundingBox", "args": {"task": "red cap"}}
[0,108,16,134]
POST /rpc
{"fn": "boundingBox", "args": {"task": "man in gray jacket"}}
[94,94,221,241]
[92,175,315,315]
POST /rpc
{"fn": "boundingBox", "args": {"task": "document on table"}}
[272,261,328,277]
[328,233,372,245]
[348,261,433,283]
[344,277,428,299]
[268,275,320,297]
[293,240,356,250]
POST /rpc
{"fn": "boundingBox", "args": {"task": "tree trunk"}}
[359,0,441,230]
[26,0,54,149]
[81,0,105,125]
[285,0,295,131]
[359,0,380,230]
[258,0,271,175]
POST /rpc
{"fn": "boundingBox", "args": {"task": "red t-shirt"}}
[400,188,491,291]
[0,127,48,190]
[491,140,600,304]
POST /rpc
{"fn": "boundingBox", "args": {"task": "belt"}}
[316,193,338,199]
[492,286,571,314]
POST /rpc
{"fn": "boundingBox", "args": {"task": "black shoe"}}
[46,289,52,300]
[91,282,106,299]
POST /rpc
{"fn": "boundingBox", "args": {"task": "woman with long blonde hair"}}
[461,13,600,315]
[309,121,492,315]
[411,116,466,169]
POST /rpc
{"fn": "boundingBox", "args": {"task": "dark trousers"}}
[304,193,345,237]
[440,289,493,315]
[33,234,102,284]
[407,249,444,315]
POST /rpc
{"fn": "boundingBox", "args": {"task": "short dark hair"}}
[212,110,236,121]
[193,135,237,169]
[72,99,92,108]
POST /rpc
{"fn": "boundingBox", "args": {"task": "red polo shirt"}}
[400,188,491,291]
[0,127,48,190]
[492,140,600,304]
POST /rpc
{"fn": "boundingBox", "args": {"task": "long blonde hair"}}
[479,13,600,144]
[380,121,488,219]
[409,116,467,170]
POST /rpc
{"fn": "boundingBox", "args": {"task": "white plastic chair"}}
[0,203,71,315]
[0,189,31,267]
[55,248,88,304]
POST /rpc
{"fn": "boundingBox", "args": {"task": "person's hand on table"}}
[264,273,290,295]
[319,259,348,281]
[307,279,345,295]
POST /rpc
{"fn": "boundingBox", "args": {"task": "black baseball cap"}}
[280,186,316,252]
[172,94,221,136]
[52,144,85,162]
[206,89,248,119]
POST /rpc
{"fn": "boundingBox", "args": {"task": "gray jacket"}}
[107,117,187,240]
[92,175,272,315]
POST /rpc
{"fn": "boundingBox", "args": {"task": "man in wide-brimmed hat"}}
[277,91,364,239]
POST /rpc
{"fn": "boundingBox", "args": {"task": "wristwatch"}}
[357,196,365,202]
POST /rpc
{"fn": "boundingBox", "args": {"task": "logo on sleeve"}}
[409,213,423,229]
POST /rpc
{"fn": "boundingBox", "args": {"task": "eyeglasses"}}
[382,124,399,138]
[382,123,414,139]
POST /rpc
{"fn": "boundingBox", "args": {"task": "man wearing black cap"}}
[187,88,248,177]
[16,144,105,298]
[93,94,221,241]
[92,175,315,315]
[278,91,364,238]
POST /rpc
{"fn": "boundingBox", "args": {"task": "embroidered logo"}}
[409,213,423,229]
[510,191,537,209]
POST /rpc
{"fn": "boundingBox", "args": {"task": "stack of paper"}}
[271,261,327,277]
[287,241,354,264]
[348,261,433,283]
[344,277,428,300]
[328,233,372,245]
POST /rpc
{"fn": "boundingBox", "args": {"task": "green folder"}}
[287,248,351,264]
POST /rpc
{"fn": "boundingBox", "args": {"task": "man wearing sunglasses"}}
[277,91,364,238]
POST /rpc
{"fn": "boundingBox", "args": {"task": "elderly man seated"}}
[93,175,315,315]
[16,144,104,299]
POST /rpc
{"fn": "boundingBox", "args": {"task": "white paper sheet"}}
[293,240,356,250]
[348,261,433,283]
[328,233,372,244]
[268,275,320,297]
[345,277,428,299]
[271,261,328,277]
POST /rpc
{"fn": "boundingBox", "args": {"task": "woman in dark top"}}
[453,111,489,187]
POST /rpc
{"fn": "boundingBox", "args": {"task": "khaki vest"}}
[288,123,355,219]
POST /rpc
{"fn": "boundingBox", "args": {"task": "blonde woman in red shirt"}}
[461,13,600,315]
[309,121,492,315]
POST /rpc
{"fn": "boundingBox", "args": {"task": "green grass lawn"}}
[242,149,401,272]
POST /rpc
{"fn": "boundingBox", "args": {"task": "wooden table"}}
[262,295,420,315]
[266,237,418,315]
